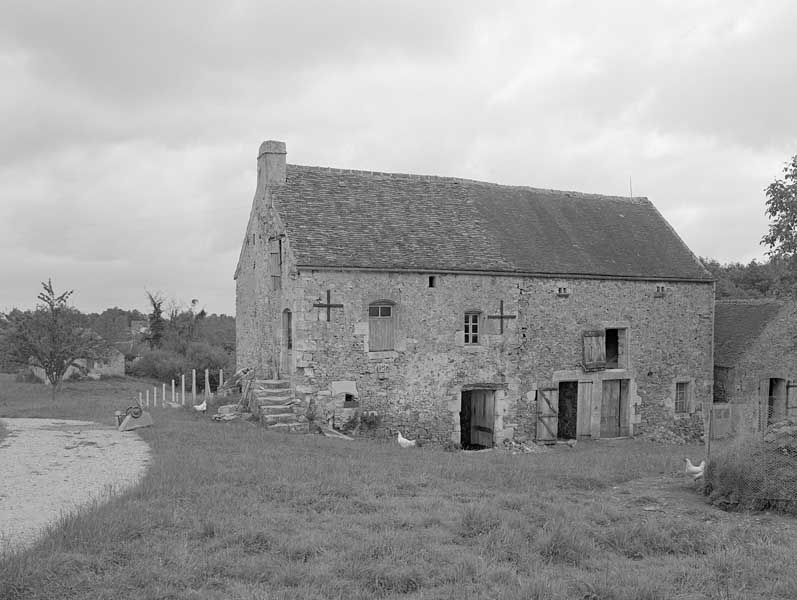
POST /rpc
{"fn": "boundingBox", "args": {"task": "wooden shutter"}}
[369,304,395,351]
[536,388,558,443]
[582,330,606,372]
[269,238,281,290]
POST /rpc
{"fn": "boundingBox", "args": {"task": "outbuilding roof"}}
[714,300,784,367]
[270,164,712,281]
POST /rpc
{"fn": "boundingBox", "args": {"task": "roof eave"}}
[294,264,714,283]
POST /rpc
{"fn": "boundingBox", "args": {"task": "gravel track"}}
[0,418,151,554]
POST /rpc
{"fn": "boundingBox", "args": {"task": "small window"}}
[675,382,689,413]
[464,312,480,344]
[428,276,436,288]
[655,284,666,298]
[557,286,570,297]
[369,302,395,351]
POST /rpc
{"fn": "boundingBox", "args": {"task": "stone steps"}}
[251,379,308,434]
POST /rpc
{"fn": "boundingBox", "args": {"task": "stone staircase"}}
[251,379,309,433]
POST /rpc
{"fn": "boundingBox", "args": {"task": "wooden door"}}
[471,389,495,448]
[601,380,621,437]
[576,381,593,438]
[280,309,292,376]
[536,388,558,443]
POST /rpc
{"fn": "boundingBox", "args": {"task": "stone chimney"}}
[258,140,286,186]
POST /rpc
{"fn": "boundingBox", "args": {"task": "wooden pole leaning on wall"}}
[192,369,196,404]
[181,374,186,405]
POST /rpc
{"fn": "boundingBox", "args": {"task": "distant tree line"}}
[702,256,797,300]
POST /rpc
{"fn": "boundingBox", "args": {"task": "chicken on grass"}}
[684,457,705,481]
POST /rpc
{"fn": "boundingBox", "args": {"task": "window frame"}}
[675,381,689,413]
[464,311,481,345]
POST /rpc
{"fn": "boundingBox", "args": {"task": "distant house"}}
[30,346,125,384]
[713,300,797,436]
[234,140,714,445]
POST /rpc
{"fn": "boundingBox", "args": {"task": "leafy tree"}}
[2,280,109,398]
[762,154,797,257]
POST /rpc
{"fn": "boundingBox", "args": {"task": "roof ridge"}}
[287,163,650,204]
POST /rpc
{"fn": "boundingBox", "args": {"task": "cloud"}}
[1,0,795,312]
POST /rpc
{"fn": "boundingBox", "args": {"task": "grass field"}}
[1,376,795,599]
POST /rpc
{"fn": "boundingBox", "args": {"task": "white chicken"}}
[193,399,207,413]
[396,431,416,448]
[684,457,705,480]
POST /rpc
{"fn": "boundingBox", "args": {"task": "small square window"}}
[380,306,391,317]
[464,312,480,344]
[429,276,436,288]
[368,306,379,317]
[655,284,666,298]
[557,286,570,297]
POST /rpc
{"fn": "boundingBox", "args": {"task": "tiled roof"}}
[271,165,712,281]
[714,300,784,367]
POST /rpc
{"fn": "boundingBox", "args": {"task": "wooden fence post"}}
[219,369,224,391]
[171,380,175,404]
[139,391,143,406]
[192,369,196,404]
[205,369,210,398]
[162,383,166,406]
[153,386,157,407]
[146,389,150,408]
[181,374,186,406]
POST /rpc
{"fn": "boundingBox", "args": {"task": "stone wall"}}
[238,249,714,443]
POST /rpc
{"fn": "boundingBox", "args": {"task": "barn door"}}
[576,381,593,438]
[601,380,621,437]
[536,388,558,443]
[471,390,495,448]
[460,390,494,449]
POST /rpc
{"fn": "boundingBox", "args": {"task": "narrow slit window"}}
[675,382,688,413]
[429,276,436,288]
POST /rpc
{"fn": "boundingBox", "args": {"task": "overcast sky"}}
[2,1,796,315]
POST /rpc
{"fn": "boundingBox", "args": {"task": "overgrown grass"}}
[706,434,797,515]
[1,377,795,599]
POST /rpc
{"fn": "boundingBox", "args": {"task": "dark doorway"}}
[280,309,292,377]
[558,381,578,439]
[460,389,495,450]
[768,378,787,424]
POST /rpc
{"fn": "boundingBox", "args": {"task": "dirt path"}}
[0,418,151,554]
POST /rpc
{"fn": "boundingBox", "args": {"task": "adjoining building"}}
[713,300,797,437]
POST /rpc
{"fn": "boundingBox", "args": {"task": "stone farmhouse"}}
[713,300,797,437]
[235,141,714,446]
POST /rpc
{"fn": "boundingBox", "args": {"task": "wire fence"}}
[704,399,797,514]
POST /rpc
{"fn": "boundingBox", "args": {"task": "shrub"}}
[706,425,797,515]
[184,342,234,390]
[129,349,186,381]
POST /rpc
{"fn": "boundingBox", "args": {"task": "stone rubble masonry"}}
[236,172,714,445]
